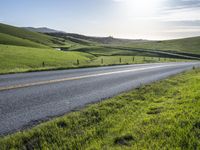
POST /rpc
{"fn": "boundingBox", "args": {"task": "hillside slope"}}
[0,23,65,47]
[22,27,62,33]
[48,32,200,54]
[126,36,200,54]
[0,32,48,48]
[48,32,146,45]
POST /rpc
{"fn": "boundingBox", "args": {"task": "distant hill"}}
[47,32,200,55]
[47,32,147,45]
[125,36,200,54]
[22,26,146,45]
[1,23,200,55]
[22,27,64,33]
[22,26,149,45]
[0,23,99,49]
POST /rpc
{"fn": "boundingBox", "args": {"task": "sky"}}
[0,0,200,40]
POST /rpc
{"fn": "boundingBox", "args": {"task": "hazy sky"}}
[0,0,200,40]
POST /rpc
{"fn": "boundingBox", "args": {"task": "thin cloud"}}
[166,20,200,27]
[164,0,200,10]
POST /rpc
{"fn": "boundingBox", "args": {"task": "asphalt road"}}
[0,62,199,136]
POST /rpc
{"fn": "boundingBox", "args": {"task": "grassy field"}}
[0,44,190,74]
[0,44,93,74]
[125,36,200,54]
[68,46,195,64]
[89,56,191,66]
[69,45,200,60]
[69,46,135,56]
[0,68,200,149]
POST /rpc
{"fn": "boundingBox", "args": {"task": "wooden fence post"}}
[119,57,122,63]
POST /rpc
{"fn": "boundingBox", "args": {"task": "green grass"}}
[0,23,69,47]
[0,33,48,48]
[126,36,200,54]
[0,44,93,74]
[0,44,190,74]
[52,31,200,55]
[89,56,190,66]
[71,45,200,60]
[1,68,200,149]
[70,46,135,56]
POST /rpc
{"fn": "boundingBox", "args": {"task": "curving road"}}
[0,62,199,136]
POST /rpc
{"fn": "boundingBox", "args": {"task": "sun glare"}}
[120,0,162,17]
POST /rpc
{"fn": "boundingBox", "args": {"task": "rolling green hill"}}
[0,23,67,47]
[0,22,199,74]
[48,32,200,55]
[0,32,48,48]
[48,32,146,45]
[1,22,200,54]
[125,36,200,54]
[0,23,96,74]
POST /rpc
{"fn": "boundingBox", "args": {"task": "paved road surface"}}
[0,62,199,136]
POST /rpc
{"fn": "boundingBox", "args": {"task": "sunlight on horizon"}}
[115,0,163,17]
[109,0,200,40]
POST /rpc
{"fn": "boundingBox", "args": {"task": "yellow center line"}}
[0,64,176,91]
